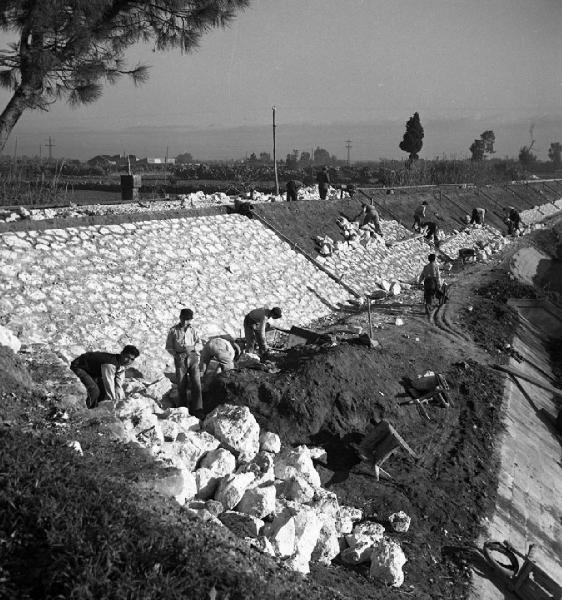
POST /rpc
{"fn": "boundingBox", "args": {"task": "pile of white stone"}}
[113,386,409,586]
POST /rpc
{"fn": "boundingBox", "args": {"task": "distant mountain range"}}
[5,115,562,162]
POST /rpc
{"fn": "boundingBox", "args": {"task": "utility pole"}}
[272,106,279,195]
[345,140,352,166]
[44,136,55,160]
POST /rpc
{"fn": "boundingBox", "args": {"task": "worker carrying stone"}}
[354,203,383,237]
[505,206,522,236]
[470,207,486,226]
[420,221,441,248]
[413,200,428,232]
[70,345,140,408]
[165,308,203,415]
[200,336,241,379]
[243,306,282,357]
[418,253,442,317]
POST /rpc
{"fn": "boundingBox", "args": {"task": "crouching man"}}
[200,336,241,381]
[243,306,282,358]
[70,345,140,408]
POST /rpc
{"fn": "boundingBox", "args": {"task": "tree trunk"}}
[0,86,35,153]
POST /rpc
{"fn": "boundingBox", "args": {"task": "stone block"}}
[215,472,256,510]
[369,538,407,588]
[204,404,260,463]
[219,510,264,538]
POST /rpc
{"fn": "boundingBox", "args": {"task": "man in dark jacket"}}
[243,307,282,357]
[316,167,331,200]
[70,345,140,408]
[286,180,300,202]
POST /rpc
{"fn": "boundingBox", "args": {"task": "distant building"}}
[138,157,176,167]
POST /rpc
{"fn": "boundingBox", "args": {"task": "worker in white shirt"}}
[165,308,203,415]
[418,254,442,317]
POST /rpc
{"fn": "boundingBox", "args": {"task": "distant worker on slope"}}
[316,166,331,200]
[165,308,203,415]
[470,207,486,226]
[243,306,282,358]
[418,253,442,317]
[413,200,428,232]
[286,179,300,202]
[506,206,522,236]
[70,345,140,408]
[354,203,383,237]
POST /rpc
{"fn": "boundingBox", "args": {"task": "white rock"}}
[236,451,275,485]
[259,431,281,453]
[276,473,315,503]
[219,510,264,538]
[215,472,256,510]
[369,538,407,587]
[143,377,172,400]
[335,506,363,535]
[0,325,21,354]
[378,280,391,292]
[130,411,164,446]
[389,282,401,296]
[263,510,296,558]
[346,521,385,549]
[158,431,220,471]
[194,467,219,500]
[116,394,162,420]
[394,317,404,326]
[274,445,321,488]
[236,484,276,519]
[311,519,340,565]
[388,511,411,533]
[288,505,323,574]
[199,447,237,477]
[204,404,260,463]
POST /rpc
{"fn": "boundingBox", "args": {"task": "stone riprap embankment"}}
[0,214,352,379]
[1,186,561,377]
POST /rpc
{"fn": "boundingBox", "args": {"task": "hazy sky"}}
[1,0,561,160]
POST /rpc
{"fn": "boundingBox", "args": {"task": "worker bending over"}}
[243,306,282,357]
[71,345,140,408]
[200,336,241,379]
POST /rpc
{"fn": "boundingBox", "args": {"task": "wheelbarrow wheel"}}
[483,541,519,576]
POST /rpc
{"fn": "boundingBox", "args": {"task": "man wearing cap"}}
[243,307,282,357]
[70,345,140,408]
[316,166,331,200]
[165,308,203,414]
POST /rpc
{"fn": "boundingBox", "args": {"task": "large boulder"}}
[157,431,220,471]
[125,411,164,447]
[341,541,375,565]
[194,468,219,500]
[136,466,196,506]
[203,404,260,463]
[236,484,276,519]
[284,505,322,575]
[263,510,296,558]
[276,473,315,503]
[116,394,163,420]
[346,521,385,548]
[215,472,256,510]
[311,519,340,566]
[236,451,275,485]
[369,538,407,587]
[199,448,237,477]
[274,445,321,488]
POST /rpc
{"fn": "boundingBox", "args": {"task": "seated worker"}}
[165,308,203,415]
[420,221,441,248]
[354,203,383,236]
[506,206,522,236]
[70,345,140,408]
[418,253,442,317]
[200,336,241,379]
[243,306,282,357]
[413,201,428,232]
[470,207,486,226]
[286,179,300,202]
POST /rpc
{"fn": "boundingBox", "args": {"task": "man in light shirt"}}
[418,254,442,317]
[70,345,140,408]
[165,308,203,414]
